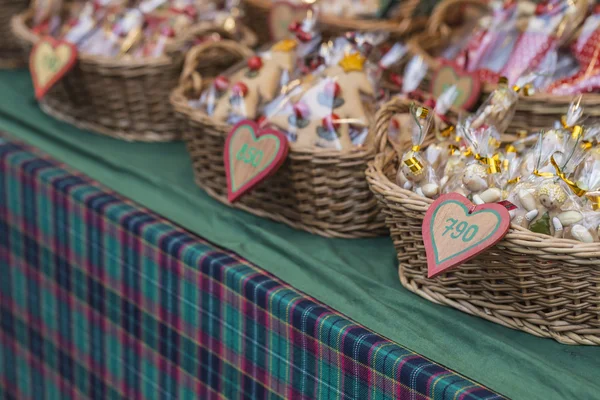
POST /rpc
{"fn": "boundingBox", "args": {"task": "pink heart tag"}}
[423,193,511,278]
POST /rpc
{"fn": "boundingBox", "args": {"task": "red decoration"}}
[389,72,402,87]
[322,113,341,131]
[247,56,263,71]
[535,1,549,15]
[257,116,271,127]
[295,30,312,43]
[288,21,301,32]
[293,102,310,119]
[231,82,248,97]
[214,76,230,91]
[324,81,341,98]
[161,26,175,37]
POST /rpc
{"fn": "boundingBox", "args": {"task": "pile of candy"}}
[192,15,408,151]
[396,79,600,242]
[29,0,245,58]
[440,0,600,95]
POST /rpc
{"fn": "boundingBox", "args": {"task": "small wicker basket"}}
[11,9,257,142]
[409,0,594,132]
[242,0,429,44]
[171,41,386,238]
[0,0,28,68]
[366,97,600,346]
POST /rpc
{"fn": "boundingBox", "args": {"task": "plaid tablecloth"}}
[0,134,503,399]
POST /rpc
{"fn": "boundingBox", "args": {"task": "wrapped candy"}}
[30,0,245,59]
[443,124,503,205]
[395,104,440,198]
[465,76,519,135]
[500,0,587,85]
[259,32,385,151]
[510,131,587,237]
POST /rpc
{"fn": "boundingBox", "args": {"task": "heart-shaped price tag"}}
[430,62,481,110]
[225,120,289,202]
[268,1,311,41]
[30,36,77,100]
[423,193,511,278]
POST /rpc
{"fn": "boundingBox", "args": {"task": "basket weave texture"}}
[0,0,28,68]
[171,41,386,238]
[11,9,257,142]
[242,0,425,44]
[409,0,594,132]
[366,97,600,345]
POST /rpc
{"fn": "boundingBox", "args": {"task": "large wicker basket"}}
[242,0,432,44]
[11,9,257,141]
[0,0,28,68]
[366,97,600,345]
[171,41,386,238]
[409,0,595,132]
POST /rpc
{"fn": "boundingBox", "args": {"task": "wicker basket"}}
[11,9,257,141]
[410,0,594,132]
[0,0,28,68]
[366,97,600,346]
[170,41,386,238]
[242,0,431,44]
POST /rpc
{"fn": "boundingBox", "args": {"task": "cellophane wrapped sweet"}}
[30,0,246,58]
[391,87,600,242]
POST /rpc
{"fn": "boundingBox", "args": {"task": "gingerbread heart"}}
[30,36,77,100]
[268,1,311,41]
[430,63,481,110]
[423,193,510,278]
[225,120,289,202]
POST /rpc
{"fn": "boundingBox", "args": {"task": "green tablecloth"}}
[1,70,598,400]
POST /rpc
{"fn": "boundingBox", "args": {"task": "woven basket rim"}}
[170,82,376,158]
[367,97,600,252]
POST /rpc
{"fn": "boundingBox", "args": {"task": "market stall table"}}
[0,70,598,399]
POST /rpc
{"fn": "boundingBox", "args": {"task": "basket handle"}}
[178,40,254,97]
[373,97,413,154]
[428,0,489,37]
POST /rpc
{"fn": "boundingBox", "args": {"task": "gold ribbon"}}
[550,155,586,197]
[511,83,533,95]
[589,195,600,210]
[439,125,455,138]
[411,145,421,152]
[448,144,459,155]
[404,156,423,173]
[482,156,501,174]
[507,177,521,184]
[505,144,517,153]
[582,140,593,150]
[533,169,553,178]
[488,137,500,149]
[474,153,501,174]
[560,116,583,140]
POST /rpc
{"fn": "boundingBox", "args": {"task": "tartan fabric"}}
[0,134,504,400]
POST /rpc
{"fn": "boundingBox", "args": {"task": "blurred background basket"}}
[241,0,444,44]
[11,8,257,141]
[408,0,594,132]
[366,97,600,346]
[171,41,386,238]
[0,0,28,68]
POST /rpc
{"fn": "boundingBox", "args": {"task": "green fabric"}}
[0,69,598,400]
